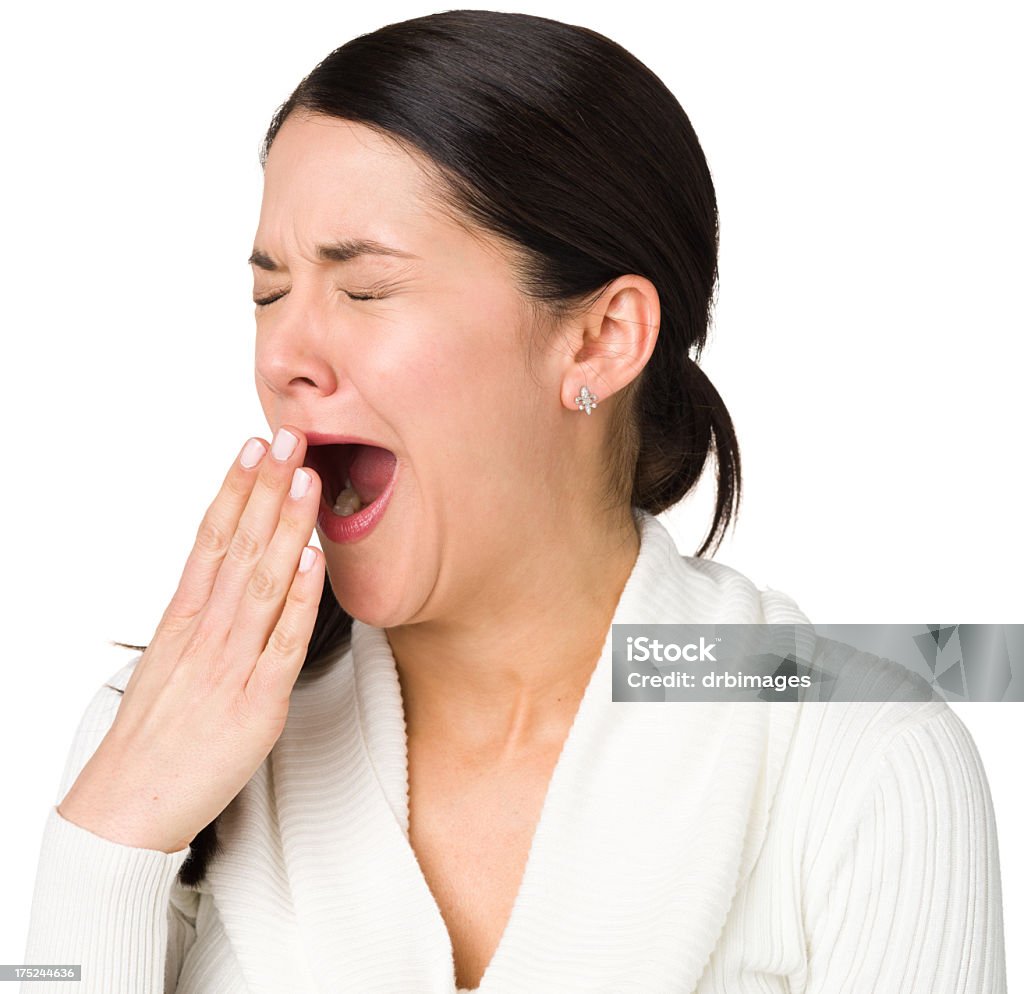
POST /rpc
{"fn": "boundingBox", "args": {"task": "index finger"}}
[159,437,269,630]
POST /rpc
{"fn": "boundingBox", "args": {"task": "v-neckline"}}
[348,510,658,992]
[414,638,595,992]
[350,578,624,992]
[266,508,806,992]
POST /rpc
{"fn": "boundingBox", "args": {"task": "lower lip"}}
[316,462,398,545]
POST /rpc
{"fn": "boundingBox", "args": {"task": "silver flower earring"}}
[574,384,599,415]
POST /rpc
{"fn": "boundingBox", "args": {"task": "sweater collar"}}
[349,507,777,836]
[266,510,809,993]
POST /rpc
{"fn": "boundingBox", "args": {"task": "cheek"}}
[370,300,517,421]
[399,356,531,491]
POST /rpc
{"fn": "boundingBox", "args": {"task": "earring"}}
[574,384,599,415]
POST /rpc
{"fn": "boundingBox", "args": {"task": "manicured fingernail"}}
[240,438,266,469]
[298,547,316,573]
[290,467,311,499]
[271,427,298,461]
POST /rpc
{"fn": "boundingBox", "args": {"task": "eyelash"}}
[253,289,382,307]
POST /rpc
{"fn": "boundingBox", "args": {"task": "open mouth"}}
[303,442,397,516]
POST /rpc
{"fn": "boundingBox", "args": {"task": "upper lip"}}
[294,429,393,451]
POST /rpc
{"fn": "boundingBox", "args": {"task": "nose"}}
[254,297,339,399]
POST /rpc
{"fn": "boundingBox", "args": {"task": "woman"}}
[22,10,1006,993]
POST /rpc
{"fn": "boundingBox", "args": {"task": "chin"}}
[323,557,413,630]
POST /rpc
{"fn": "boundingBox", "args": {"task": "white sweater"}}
[22,510,1007,993]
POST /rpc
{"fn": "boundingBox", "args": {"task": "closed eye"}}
[253,291,286,307]
[253,289,384,307]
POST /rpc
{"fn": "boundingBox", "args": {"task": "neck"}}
[386,508,642,759]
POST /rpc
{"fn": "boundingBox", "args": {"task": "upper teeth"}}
[332,476,362,516]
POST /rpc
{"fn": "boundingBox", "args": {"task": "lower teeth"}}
[332,478,363,517]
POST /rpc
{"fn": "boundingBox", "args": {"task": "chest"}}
[406,739,563,991]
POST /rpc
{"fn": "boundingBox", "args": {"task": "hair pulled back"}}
[156,9,739,886]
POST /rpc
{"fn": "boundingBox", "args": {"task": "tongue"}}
[348,445,396,505]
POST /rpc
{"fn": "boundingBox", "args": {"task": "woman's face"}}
[252,111,582,629]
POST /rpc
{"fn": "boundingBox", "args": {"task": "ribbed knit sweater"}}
[22,510,1007,993]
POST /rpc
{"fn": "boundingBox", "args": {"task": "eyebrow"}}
[248,239,420,271]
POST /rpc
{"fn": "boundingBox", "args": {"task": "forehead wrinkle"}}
[255,115,462,276]
[248,237,421,272]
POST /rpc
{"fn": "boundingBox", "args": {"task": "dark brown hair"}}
[120,9,739,888]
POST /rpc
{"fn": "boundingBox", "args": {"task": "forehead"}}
[257,112,441,246]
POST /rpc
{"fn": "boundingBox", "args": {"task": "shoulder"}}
[681,556,812,624]
[794,703,1008,988]
[865,703,999,832]
[797,697,987,790]
[782,698,999,890]
[634,511,813,624]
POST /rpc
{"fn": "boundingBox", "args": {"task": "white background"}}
[2,0,1020,983]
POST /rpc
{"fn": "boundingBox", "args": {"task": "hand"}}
[57,426,325,853]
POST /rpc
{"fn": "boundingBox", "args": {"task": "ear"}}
[559,275,660,415]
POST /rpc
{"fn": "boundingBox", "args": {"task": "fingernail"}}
[299,547,316,573]
[271,427,298,461]
[240,438,266,469]
[290,468,311,500]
